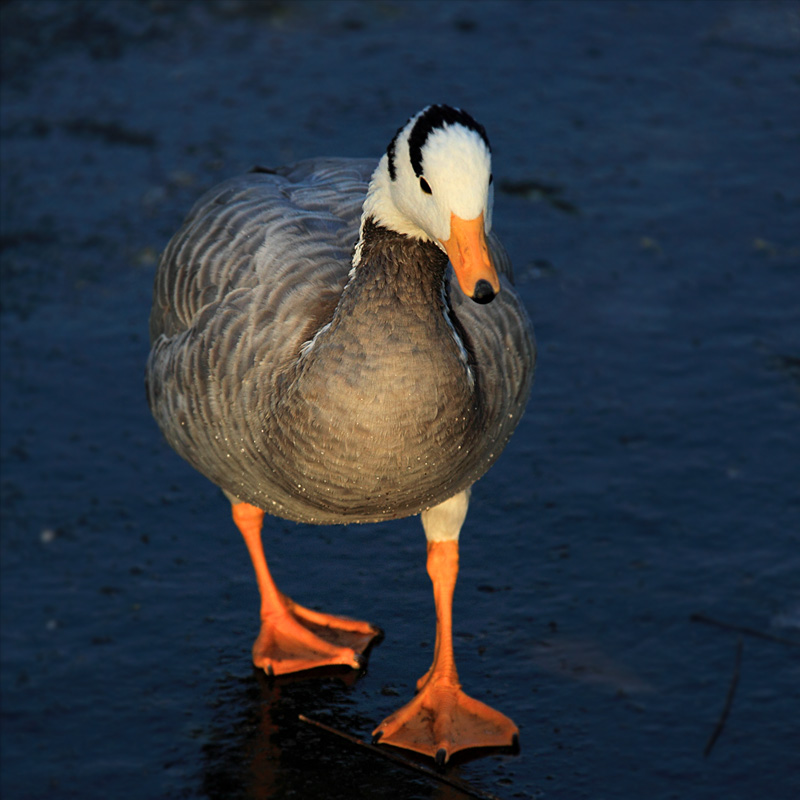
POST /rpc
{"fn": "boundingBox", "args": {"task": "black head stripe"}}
[407,105,490,178]
[386,124,404,181]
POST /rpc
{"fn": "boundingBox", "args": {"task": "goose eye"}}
[419,176,432,194]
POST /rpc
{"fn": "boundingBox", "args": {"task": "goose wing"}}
[449,234,535,464]
[149,157,373,344]
[146,158,374,499]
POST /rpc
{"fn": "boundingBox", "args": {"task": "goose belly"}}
[245,353,483,523]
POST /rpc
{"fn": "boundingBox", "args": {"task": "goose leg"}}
[372,490,518,764]
[233,502,381,675]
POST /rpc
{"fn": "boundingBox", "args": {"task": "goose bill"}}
[441,212,501,302]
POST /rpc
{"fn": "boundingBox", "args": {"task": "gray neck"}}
[345,218,450,311]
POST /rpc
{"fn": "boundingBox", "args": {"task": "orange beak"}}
[440,212,500,304]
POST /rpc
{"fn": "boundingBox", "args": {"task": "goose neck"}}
[347,218,449,308]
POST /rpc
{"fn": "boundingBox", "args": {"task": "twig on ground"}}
[690,613,800,647]
[704,637,743,757]
[298,714,507,800]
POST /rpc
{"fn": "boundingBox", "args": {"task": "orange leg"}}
[372,540,518,764]
[233,502,381,676]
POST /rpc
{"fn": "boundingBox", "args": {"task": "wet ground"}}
[2,1,799,798]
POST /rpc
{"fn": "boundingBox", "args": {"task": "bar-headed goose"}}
[147,104,535,763]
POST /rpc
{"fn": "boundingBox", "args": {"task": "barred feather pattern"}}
[146,158,535,524]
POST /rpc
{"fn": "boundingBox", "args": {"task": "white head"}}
[360,105,499,304]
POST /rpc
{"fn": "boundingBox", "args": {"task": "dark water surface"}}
[2,1,799,798]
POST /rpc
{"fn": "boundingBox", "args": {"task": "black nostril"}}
[472,279,496,304]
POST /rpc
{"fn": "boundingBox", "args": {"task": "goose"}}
[146,104,535,764]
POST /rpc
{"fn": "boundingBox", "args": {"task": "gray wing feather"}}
[147,159,374,500]
[149,158,373,342]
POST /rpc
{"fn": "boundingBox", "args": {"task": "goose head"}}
[360,105,499,304]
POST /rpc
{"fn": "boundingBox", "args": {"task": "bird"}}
[146,104,535,764]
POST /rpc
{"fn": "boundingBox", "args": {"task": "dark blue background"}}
[2,2,799,798]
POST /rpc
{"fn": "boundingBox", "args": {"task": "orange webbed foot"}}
[253,597,381,676]
[232,501,381,676]
[372,672,519,765]
[371,532,519,764]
